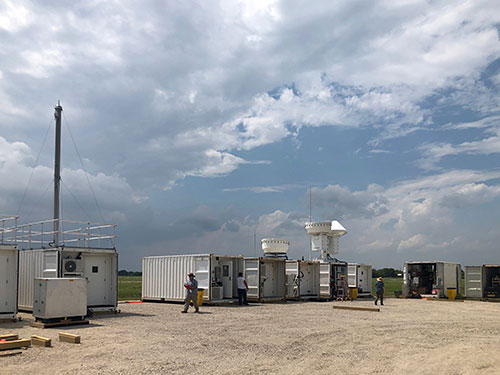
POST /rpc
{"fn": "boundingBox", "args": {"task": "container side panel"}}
[285,260,299,298]
[195,256,210,299]
[142,255,197,302]
[347,264,357,288]
[435,263,445,297]
[19,250,45,310]
[244,259,260,299]
[0,247,18,316]
[319,263,332,298]
[465,266,483,298]
[43,250,59,278]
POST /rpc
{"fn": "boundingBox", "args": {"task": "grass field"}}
[118,276,142,301]
[371,277,403,297]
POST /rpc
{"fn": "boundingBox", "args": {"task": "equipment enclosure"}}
[403,261,461,298]
[244,257,286,302]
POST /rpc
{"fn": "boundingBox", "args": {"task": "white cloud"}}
[0,137,145,222]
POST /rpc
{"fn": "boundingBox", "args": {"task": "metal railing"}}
[0,215,19,244]
[0,216,116,249]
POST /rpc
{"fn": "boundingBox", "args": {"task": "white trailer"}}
[348,263,372,296]
[285,260,320,300]
[244,257,286,303]
[142,254,243,304]
[403,261,461,298]
[0,244,18,320]
[319,260,348,300]
[18,247,118,312]
[465,265,500,299]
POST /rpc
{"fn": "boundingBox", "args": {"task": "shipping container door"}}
[194,256,210,299]
[347,264,357,288]
[319,263,331,299]
[84,253,113,306]
[465,266,482,298]
[220,260,233,298]
[0,249,17,314]
[244,259,260,299]
[286,261,299,298]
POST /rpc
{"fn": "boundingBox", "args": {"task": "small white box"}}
[33,278,87,320]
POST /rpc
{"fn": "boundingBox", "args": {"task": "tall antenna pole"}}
[253,229,256,257]
[309,187,312,260]
[53,101,62,247]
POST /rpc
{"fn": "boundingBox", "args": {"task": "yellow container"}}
[197,289,204,306]
[447,288,457,300]
[349,288,358,300]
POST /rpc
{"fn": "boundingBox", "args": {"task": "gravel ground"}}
[1,299,500,374]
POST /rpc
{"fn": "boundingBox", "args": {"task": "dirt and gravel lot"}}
[2,299,500,375]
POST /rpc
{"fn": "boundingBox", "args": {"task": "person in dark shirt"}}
[375,276,385,306]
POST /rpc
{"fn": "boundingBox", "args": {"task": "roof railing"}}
[0,217,116,249]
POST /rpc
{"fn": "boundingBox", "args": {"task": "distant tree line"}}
[118,270,142,276]
[372,268,402,278]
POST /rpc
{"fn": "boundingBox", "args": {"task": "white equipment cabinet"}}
[33,278,87,320]
[142,254,243,304]
[0,244,18,320]
[348,263,373,296]
[19,247,118,312]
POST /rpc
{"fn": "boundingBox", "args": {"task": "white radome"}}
[261,238,290,254]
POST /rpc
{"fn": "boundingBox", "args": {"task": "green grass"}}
[118,276,142,301]
[371,277,403,297]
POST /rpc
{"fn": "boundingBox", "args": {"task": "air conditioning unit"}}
[63,258,83,275]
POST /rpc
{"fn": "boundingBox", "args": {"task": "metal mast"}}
[53,101,62,246]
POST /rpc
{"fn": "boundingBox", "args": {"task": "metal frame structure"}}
[1,218,116,250]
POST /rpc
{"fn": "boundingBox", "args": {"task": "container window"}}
[223,265,229,277]
[92,266,99,273]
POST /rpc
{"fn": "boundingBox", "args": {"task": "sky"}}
[1,0,500,271]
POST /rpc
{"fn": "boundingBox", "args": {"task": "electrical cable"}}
[16,116,54,217]
[62,112,106,224]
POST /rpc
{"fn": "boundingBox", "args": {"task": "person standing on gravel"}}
[182,272,199,313]
[374,276,385,306]
[237,272,249,306]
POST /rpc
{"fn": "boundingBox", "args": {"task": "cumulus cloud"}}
[0,137,145,223]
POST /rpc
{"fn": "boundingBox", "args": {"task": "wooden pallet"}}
[30,319,89,329]
[333,305,380,312]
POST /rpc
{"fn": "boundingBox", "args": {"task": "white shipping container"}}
[244,257,286,302]
[0,244,18,319]
[142,254,244,303]
[18,247,117,312]
[465,265,500,299]
[348,263,373,296]
[402,261,461,298]
[285,260,320,300]
[33,278,87,320]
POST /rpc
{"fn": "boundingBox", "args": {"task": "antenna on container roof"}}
[309,187,312,260]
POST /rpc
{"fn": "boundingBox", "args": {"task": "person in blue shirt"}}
[375,276,385,306]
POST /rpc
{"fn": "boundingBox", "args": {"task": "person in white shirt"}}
[236,272,249,306]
